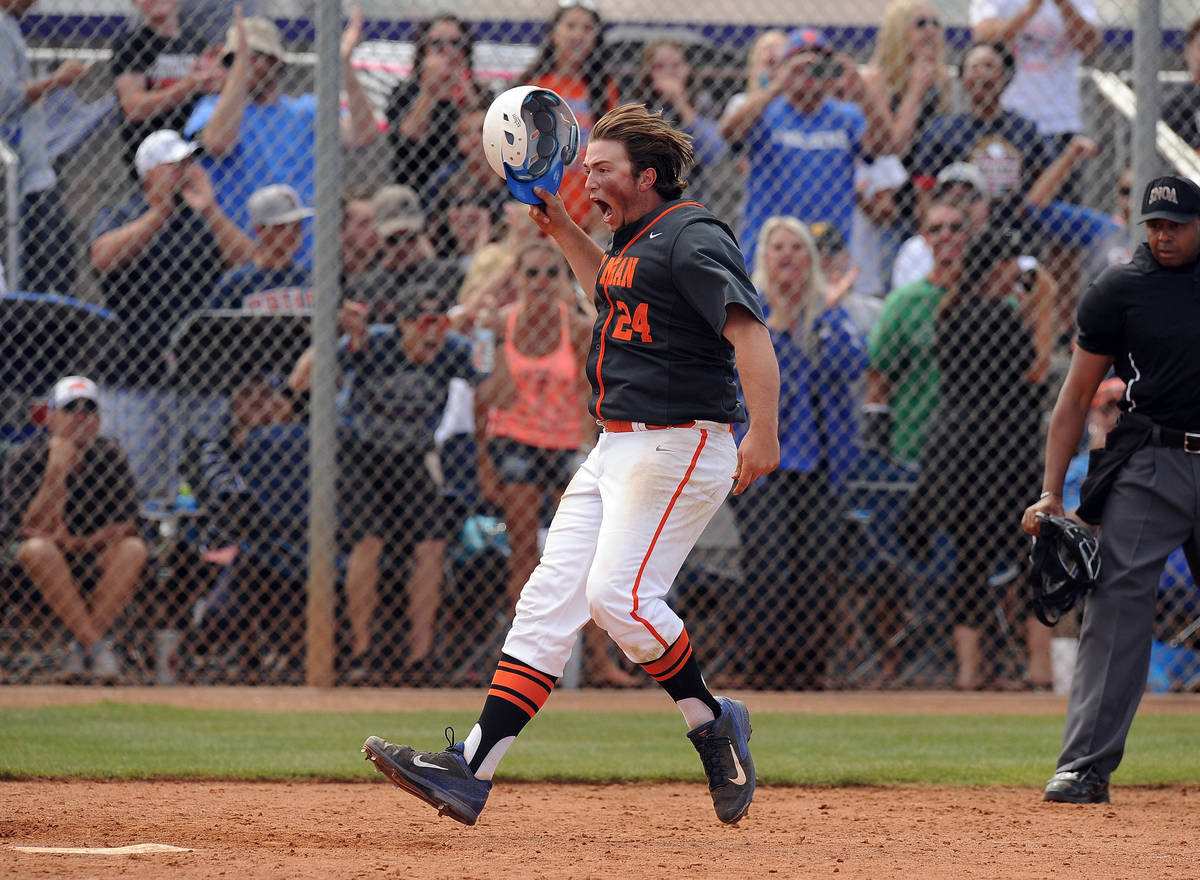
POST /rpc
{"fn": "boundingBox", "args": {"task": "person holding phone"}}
[720,28,889,267]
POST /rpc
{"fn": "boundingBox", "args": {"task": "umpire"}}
[1021,174,1200,804]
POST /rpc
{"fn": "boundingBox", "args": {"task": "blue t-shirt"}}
[338,325,477,453]
[185,93,317,265]
[210,263,312,311]
[739,97,865,267]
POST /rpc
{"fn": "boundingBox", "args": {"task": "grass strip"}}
[1,703,1197,786]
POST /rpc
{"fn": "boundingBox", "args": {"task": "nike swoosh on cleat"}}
[727,746,747,785]
[412,755,449,771]
[649,231,663,239]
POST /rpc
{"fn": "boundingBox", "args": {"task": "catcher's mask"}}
[482,85,579,206]
[1028,514,1101,626]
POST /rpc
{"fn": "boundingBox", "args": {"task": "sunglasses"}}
[385,233,419,247]
[523,265,562,279]
[60,399,99,415]
[1117,186,1131,197]
[559,0,599,10]
[926,221,966,235]
[914,16,940,28]
[427,37,467,51]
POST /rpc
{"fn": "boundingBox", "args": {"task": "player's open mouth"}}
[593,198,613,224]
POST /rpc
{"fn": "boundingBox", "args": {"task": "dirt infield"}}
[3,687,1200,878]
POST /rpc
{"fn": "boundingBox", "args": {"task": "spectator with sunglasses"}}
[185,6,377,265]
[3,377,147,682]
[865,199,971,465]
[386,14,485,194]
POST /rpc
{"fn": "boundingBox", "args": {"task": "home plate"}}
[12,843,190,855]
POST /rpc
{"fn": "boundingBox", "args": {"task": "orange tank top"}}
[488,302,583,450]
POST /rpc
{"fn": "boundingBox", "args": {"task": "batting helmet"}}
[482,85,579,205]
[1028,514,1101,626]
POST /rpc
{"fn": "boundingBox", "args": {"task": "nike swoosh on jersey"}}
[727,745,747,785]
[412,755,449,771]
[649,231,663,239]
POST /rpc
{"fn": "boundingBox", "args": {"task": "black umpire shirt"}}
[586,200,764,424]
[1076,242,1200,430]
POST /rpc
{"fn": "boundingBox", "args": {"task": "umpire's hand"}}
[1021,494,1065,536]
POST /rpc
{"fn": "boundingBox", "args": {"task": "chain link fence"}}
[2,0,1199,692]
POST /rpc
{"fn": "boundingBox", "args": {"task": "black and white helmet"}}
[1028,514,1101,626]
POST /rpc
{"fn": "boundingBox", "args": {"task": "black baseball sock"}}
[640,629,722,724]
[463,653,557,778]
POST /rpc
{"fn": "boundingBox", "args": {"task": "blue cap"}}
[785,28,830,57]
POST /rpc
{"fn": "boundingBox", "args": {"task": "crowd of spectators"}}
[2,0,1198,689]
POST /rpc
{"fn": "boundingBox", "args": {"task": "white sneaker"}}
[90,639,122,681]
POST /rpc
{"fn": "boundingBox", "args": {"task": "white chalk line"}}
[11,843,191,855]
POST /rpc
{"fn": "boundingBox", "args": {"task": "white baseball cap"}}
[248,184,314,227]
[49,376,100,410]
[135,129,198,178]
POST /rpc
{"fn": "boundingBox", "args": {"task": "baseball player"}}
[1021,174,1200,803]
[364,103,780,826]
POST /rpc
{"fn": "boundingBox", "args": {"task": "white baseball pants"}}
[503,421,737,675]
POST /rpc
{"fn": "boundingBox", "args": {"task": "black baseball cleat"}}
[1043,768,1111,804]
[687,696,756,824]
[362,729,492,825]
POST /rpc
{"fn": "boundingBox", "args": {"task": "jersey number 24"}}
[612,300,653,343]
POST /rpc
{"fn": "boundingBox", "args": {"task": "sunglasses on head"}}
[559,0,599,10]
[523,265,561,279]
[914,16,940,28]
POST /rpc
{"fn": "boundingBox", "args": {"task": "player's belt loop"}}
[597,419,698,433]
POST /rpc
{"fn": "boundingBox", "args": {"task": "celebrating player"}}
[364,103,780,826]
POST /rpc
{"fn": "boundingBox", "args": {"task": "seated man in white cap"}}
[2,377,148,681]
[91,128,254,495]
[210,183,313,311]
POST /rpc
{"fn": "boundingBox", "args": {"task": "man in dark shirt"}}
[1162,16,1200,152]
[1022,175,1200,805]
[364,104,780,828]
[4,377,147,681]
[911,41,1051,210]
[90,128,254,493]
[111,0,223,175]
[210,183,312,310]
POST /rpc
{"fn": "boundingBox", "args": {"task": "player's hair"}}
[870,0,950,114]
[590,104,695,201]
[751,216,827,356]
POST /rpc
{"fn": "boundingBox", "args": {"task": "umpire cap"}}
[1139,175,1200,224]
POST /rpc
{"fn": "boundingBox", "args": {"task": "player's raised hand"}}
[341,4,364,63]
[528,186,574,238]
